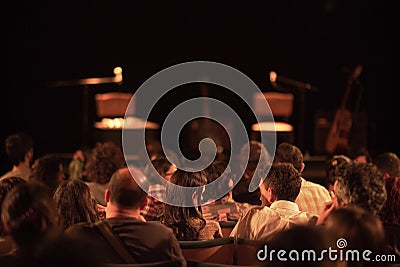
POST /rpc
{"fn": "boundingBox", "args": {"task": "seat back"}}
[233,238,263,266]
[105,260,183,267]
[219,221,236,238]
[179,237,235,265]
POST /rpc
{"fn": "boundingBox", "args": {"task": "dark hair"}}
[5,133,33,166]
[373,152,400,178]
[325,206,389,267]
[29,154,65,195]
[273,142,303,172]
[379,177,400,224]
[203,160,232,202]
[53,179,99,230]
[108,167,148,209]
[325,154,352,187]
[85,142,125,184]
[0,176,27,235]
[335,162,387,215]
[144,157,173,183]
[1,182,61,252]
[162,169,207,240]
[263,162,302,202]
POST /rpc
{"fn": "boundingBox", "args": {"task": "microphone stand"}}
[269,71,318,151]
[47,67,123,147]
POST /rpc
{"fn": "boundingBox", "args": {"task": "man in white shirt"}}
[274,142,331,216]
[229,162,317,241]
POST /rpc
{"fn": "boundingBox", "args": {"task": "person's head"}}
[260,162,302,205]
[349,146,372,163]
[0,176,27,236]
[84,142,125,184]
[29,154,65,195]
[4,132,33,166]
[273,142,304,172]
[373,152,400,179]
[333,162,387,215]
[265,224,332,267]
[203,160,232,202]
[325,154,352,190]
[144,157,177,183]
[53,179,99,230]
[163,169,208,240]
[325,206,389,267]
[239,140,271,178]
[106,167,148,210]
[1,182,61,254]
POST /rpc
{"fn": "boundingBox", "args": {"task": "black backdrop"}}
[2,0,395,172]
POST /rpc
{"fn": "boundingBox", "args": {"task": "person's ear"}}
[105,189,110,203]
[300,163,305,173]
[267,187,276,203]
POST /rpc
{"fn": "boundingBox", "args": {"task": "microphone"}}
[350,65,363,81]
[269,71,318,92]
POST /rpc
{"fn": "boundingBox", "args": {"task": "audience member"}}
[0,177,27,256]
[53,179,100,230]
[317,162,387,224]
[264,224,333,267]
[162,169,223,241]
[324,206,394,267]
[84,142,125,206]
[0,182,62,266]
[348,146,372,163]
[65,167,186,265]
[273,142,331,216]
[230,162,317,241]
[324,154,352,197]
[373,152,400,224]
[28,154,66,195]
[232,141,271,206]
[0,133,33,182]
[141,157,177,221]
[202,160,252,222]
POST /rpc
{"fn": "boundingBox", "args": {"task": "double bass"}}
[325,65,363,154]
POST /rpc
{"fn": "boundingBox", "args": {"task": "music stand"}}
[47,67,123,147]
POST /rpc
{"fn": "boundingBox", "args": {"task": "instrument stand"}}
[47,67,123,148]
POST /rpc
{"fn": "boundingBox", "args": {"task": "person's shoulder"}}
[64,222,94,234]
[301,178,329,191]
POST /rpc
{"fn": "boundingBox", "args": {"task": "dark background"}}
[2,0,395,173]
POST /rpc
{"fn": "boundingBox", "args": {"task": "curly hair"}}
[1,182,61,252]
[0,176,27,235]
[162,169,208,240]
[334,162,387,215]
[84,142,125,184]
[53,179,99,230]
[263,162,302,202]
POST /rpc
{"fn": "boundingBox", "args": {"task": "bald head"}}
[108,167,148,209]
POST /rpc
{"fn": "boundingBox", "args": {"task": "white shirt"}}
[229,200,317,240]
[295,178,332,216]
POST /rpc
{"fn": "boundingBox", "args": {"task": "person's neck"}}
[12,161,30,172]
[106,203,142,220]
